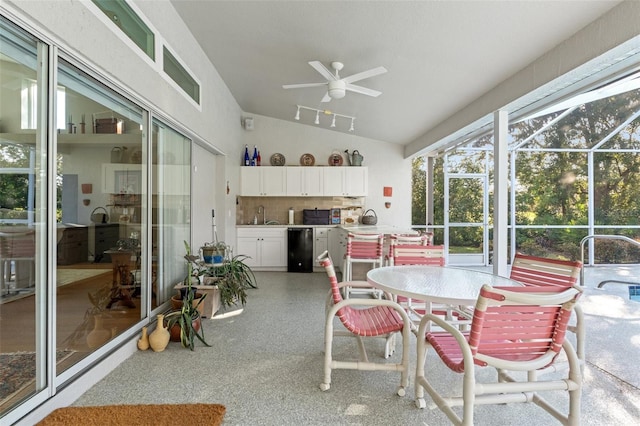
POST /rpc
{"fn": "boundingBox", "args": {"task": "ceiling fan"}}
[283,61,387,102]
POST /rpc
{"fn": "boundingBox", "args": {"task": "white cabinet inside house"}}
[240,167,287,196]
[313,227,329,269]
[322,167,368,196]
[236,227,286,270]
[101,164,143,193]
[286,167,324,196]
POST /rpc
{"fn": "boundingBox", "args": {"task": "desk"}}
[367,265,521,307]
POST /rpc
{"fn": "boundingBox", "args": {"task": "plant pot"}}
[202,246,225,264]
[170,293,205,316]
[167,315,201,342]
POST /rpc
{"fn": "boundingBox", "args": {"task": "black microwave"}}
[302,209,330,225]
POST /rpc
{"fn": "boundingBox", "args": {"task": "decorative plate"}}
[328,153,344,166]
[270,153,286,166]
[300,153,315,166]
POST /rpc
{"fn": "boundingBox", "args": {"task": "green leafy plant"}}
[164,241,210,350]
[201,254,257,308]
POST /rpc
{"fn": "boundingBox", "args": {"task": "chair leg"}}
[320,314,335,391]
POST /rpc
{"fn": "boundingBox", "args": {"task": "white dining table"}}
[366,265,522,307]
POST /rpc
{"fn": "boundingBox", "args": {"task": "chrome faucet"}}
[257,205,266,225]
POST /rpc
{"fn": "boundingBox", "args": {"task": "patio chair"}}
[389,244,457,323]
[318,251,411,395]
[0,229,36,295]
[342,232,384,298]
[509,253,585,374]
[385,233,428,266]
[415,284,583,426]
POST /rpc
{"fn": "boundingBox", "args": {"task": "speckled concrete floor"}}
[72,268,640,425]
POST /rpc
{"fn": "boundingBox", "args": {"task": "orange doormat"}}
[37,403,226,425]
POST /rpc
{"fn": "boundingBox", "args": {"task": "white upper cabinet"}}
[323,167,368,196]
[286,167,324,196]
[101,164,144,193]
[240,166,366,197]
[240,167,287,196]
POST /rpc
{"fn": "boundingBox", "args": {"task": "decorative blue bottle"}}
[251,145,258,166]
[244,145,250,166]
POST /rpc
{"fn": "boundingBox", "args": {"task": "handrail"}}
[579,234,640,286]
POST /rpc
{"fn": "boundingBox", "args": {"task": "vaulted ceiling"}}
[170,0,621,149]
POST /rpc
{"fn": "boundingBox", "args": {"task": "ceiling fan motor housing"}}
[328,80,346,99]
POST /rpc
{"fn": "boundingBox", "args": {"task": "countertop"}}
[236,224,418,235]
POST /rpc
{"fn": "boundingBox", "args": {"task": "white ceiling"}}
[170,0,621,146]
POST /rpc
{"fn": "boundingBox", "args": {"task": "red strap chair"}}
[415,284,583,425]
[318,250,410,396]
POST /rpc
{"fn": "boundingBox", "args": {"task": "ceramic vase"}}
[86,314,111,349]
[137,326,149,350]
[148,314,170,352]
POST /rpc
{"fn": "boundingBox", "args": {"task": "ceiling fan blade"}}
[283,82,327,89]
[321,92,332,103]
[345,83,382,97]
[309,61,338,81]
[342,66,387,84]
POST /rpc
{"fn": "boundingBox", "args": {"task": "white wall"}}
[241,114,413,228]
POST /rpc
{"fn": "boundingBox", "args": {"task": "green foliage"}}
[410,88,640,262]
[164,241,210,350]
[201,254,257,308]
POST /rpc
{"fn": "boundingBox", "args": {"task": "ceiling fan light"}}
[314,110,320,125]
[328,88,345,99]
[294,106,300,120]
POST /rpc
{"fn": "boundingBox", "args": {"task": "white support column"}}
[493,110,509,277]
[426,156,434,229]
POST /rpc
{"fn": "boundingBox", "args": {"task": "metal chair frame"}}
[318,251,411,396]
[415,285,583,426]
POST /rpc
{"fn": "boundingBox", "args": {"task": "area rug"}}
[56,269,110,287]
[37,403,226,425]
[0,350,75,403]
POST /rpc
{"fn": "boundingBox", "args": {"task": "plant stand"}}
[173,283,221,318]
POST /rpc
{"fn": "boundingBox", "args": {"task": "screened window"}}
[163,46,200,104]
[92,0,155,60]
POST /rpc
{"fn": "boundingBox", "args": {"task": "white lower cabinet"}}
[313,228,329,269]
[236,227,286,270]
[327,227,348,272]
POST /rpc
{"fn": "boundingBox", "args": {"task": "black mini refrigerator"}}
[288,228,313,272]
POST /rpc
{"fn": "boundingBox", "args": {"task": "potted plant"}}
[201,254,257,308]
[164,241,210,350]
[201,241,228,264]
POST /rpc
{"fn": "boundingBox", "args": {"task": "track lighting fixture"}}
[293,105,356,132]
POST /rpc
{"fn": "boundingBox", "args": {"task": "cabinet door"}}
[314,228,328,267]
[344,167,368,196]
[322,167,344,196]
[261,168,287,196]
[303,167,324,196]
[101,164,143,193]
[285,167,304,196]
[327,227,348,272]
[260,236,286,267]
[236,237,260,267]
[240,168,262,196]
[286,167,324,196]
